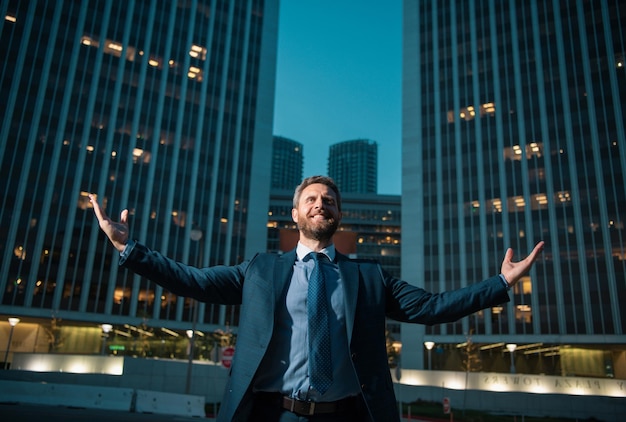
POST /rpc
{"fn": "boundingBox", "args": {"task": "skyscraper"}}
[271,135,303,190]
[0,0,278,335]
[402,0,625,375]
[328,139,378,194]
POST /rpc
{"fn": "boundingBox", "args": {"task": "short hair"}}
[292,175,342,211]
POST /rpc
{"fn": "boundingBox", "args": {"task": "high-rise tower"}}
[0,0,279,331]
[271,136,303,190]
[328,139,378,194]
[402,0,625,375]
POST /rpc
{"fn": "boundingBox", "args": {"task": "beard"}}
[297,215,339,242]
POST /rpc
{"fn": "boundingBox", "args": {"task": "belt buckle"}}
[290,397,316,416]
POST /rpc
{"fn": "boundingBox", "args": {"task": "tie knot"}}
[307,252,326,263]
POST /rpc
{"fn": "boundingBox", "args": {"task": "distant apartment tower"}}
[402,0,626,374]
[0,0,279,331]
[328,139,378,194]
[271,136,303,190]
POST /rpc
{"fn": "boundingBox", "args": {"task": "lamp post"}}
[424,341,435,370]
[3,317,20,369]
[186,228,202,393]
[185,329,195,394]
[506,343,517,374]
[101,324,113,355]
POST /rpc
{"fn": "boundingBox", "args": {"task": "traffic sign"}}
[222,346,235,368]
[443,397,451,414]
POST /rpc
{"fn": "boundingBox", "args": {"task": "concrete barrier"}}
[134,389,205,417]
[0,379,134,411]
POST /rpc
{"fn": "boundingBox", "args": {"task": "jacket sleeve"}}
[120,241,249,305]
[384,272,511,325]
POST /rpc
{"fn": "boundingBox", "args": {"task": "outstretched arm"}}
[89,194,129,253]
[500,241,545,287]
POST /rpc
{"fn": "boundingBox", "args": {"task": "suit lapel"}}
[274,250,296,303]
[336,252,359,344]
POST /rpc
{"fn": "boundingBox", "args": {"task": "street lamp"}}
[424,341,435,371]
[3,317,20,369]
[101,324,113,355]
[424,341,435,370]
[185,329,195,394]
[506,343,517,373]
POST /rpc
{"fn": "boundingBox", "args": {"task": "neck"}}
[298,236,333,252]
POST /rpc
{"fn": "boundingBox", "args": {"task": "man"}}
[90,175,544,421]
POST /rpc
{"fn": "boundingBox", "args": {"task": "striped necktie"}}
[307,252,332,394]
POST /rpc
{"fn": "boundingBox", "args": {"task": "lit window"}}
[172,211,187,227]
[108,42,123,51]
[78,191,95,210]
[503,141,543,161]
[13,246,26,260]
[81,35,98,47]
[491,198,502,213]
[556,191,571,203]
[189,44,207,60]
[188,66,203,81]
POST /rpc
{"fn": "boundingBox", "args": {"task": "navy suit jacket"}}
[121,242,511,421]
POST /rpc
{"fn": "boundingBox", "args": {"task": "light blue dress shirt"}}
[253,243,360,401]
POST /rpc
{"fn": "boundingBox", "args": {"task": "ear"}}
[291,208,298,223]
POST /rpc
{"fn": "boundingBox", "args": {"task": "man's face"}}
[292,183,341,243]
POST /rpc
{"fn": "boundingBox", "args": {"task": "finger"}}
[525,241,545,262]
[503,247,514,264]
[120,209,129,226]
[89,194,107,222]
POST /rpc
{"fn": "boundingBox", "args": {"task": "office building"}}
[328,139,378,194]
[271,136,303,190]
[402,0,626,377]
[0,0,279,358]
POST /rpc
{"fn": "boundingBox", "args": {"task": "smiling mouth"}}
[311,214,329,221]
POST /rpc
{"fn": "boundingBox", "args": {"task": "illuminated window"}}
[132,148,151,164]
[13,246,26,260]
[556,190,571,203]
[189,44,207,60]
[514,276,532,295]
[78,191,95,210]
[515,304,532,323]
[172,211,186,227]
[447,101,496,123]
[188,66,203,81]
[504,141,544,161]
[490,198,502,213]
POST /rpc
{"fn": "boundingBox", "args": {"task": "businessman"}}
[90,175,544,421]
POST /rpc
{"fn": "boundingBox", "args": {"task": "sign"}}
[222,346,235,369]
[442,397,451,414]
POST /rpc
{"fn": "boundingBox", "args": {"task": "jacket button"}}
[361,384,367,391]
[351,352,357,360]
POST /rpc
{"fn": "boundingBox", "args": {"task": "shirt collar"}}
[296,242,335,262]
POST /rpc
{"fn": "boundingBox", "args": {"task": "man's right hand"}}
[89,194,129,253]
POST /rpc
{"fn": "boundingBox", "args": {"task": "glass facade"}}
[0,0,278,336]
[328,139,378,194]
[271,135,303,190]
[402,0,625,375]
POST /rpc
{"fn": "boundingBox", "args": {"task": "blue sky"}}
[273,1,403,195]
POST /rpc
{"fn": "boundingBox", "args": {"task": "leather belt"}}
[256,392,357,416]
